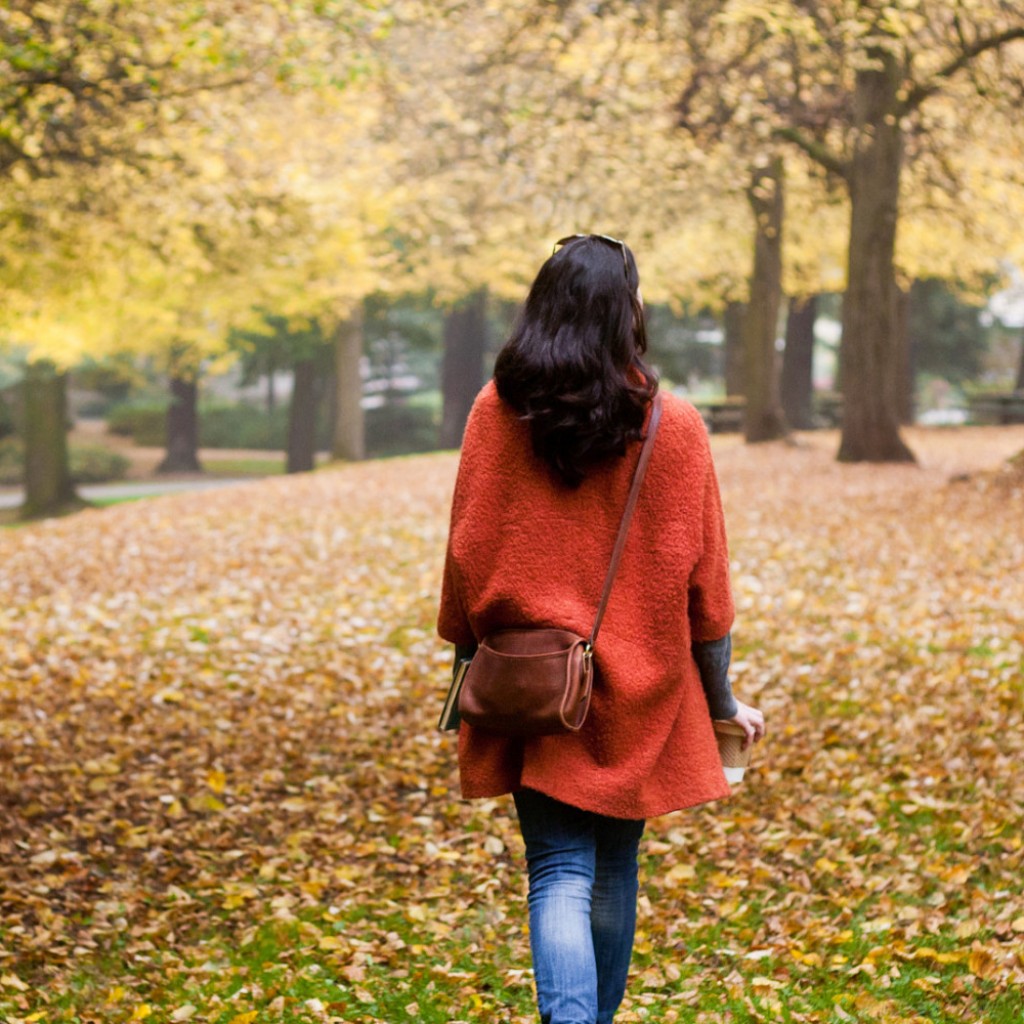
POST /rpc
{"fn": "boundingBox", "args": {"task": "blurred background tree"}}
[2,0,1023,518]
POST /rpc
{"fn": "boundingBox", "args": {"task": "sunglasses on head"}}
[553,233,629,276]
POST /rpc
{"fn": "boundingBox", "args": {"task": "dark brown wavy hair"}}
[494,235,658,487]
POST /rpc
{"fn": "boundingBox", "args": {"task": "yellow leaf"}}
[207,768,227,793]
[968,949,998,979]
[899,946,966,965]
[1,974,29,991]
[228,1014,258,1024]
[188,793,225,813]
[132,1007,152,1021]
[664,863,697,884]
[790,949,823,967]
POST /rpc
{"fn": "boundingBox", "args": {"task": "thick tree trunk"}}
[895,284,914,425]
[440,289,488,449]
[723,300,746,397]
[21,361,81,518]
[332,309,365,462]
[1016,328,1024,391]
[286,358,318,474]
[157,375,202,473]
[837,48,915,463]
[781,294,817,429]
[743,158,787,443]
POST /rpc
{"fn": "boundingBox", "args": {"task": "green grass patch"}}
[202,457,286,476]
[14,910,535,1023]
[12,894,1017,1024]
[90,495,150,507]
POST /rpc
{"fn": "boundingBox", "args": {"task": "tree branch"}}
[771,124,848,181]
[900,25,1024,114]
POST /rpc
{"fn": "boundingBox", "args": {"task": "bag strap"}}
[588,391,663,648]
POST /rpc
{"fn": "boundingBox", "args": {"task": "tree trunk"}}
[1016,328,1024,391]
[743,158,787,443]
[837,48,916,462]
[21,361,81,518]
[286,358,318,474]
[895,283,914,425]
[157,375,202,473]
[440,289,488,449]
[781,294,817,429]
[266,361,277,416]
[332,309,365,462]
[723,300,746,397]
[323,364,338,446]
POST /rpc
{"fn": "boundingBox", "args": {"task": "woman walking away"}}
[438,233,765,1024]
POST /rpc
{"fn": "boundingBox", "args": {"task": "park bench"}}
[691,394,846,433]
[965,391,1024,425]
[693,398,746,434]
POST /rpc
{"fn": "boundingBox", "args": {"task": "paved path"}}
[0,478,255,511]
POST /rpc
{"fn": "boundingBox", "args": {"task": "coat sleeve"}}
[687,441,735,643]
[438,538,476,646]
[437,403,482,648]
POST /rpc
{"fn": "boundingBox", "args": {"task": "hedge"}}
[107,400,440,456]
[0,439,130,486]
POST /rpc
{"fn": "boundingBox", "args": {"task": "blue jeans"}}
[513,789,646,1024]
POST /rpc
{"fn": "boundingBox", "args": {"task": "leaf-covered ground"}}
[1,427,1023,1024]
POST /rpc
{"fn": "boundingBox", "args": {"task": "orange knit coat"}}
[438,382,735,819]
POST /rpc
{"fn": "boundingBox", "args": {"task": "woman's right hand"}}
[727,701,765,749]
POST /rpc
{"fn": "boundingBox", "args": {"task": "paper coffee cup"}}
[713,720,752,784]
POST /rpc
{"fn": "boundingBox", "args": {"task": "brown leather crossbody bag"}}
[457,393,663,736]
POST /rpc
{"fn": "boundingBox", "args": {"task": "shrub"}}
[69,444,131,484]
[200,404,290,449]
[365,402,439,458]
[0,439,129,486]
[106,402,168,445]
[0,438,20,485]
[105,397,440,456]
[0,394,15,440]
[107,401,319,450]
